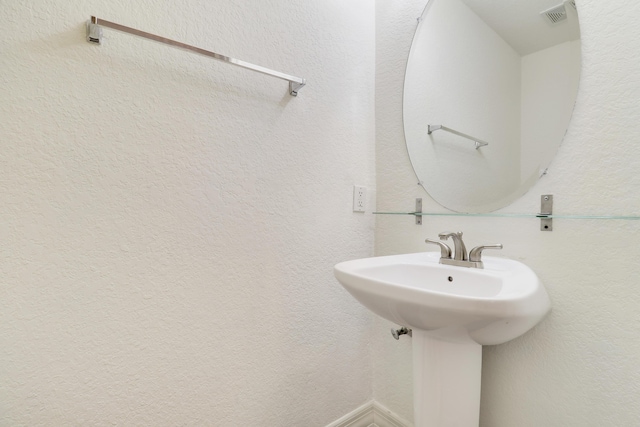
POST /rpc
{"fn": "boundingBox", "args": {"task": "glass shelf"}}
[373,212,640,220]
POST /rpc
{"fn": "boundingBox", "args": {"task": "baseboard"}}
[371,401,412,427]
[326,400,412,427]
[325,401,374,427]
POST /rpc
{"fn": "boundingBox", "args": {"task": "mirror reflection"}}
[404,0,581,213]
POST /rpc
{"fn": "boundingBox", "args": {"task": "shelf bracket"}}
[414,198,423,225]
[539,195,553,231]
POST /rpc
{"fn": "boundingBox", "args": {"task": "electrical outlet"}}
[353,185,366,212]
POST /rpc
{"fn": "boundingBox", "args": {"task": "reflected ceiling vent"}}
[540,3,567,24]
[566,0,577,10]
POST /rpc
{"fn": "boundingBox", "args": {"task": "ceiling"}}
[460,0,581,56]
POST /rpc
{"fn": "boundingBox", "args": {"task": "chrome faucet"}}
[425,231,503,269]
[438,231,467,261]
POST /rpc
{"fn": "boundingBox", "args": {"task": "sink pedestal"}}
[412,329,482,427]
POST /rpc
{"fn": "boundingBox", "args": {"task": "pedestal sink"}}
[334,251,550,427]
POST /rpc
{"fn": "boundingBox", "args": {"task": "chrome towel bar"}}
[427,125,489,149]
[86,16,306,96]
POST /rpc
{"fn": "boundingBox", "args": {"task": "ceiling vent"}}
[566,0,577,10]
[540,3,567,24]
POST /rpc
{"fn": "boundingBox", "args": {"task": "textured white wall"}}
[0,1,376,425]
[376,0,640,425]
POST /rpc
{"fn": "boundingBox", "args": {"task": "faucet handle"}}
[468,244,503,262]
[425,238,452,259]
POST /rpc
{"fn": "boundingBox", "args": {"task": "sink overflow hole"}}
[448,276,453,282]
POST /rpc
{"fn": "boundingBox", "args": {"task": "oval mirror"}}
[404,0,581,212]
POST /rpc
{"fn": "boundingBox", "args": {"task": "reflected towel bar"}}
[427,125,489,149]
[86,16,306,96]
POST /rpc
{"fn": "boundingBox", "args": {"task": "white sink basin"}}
[335,250,550,427]
[334,251,550,345]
